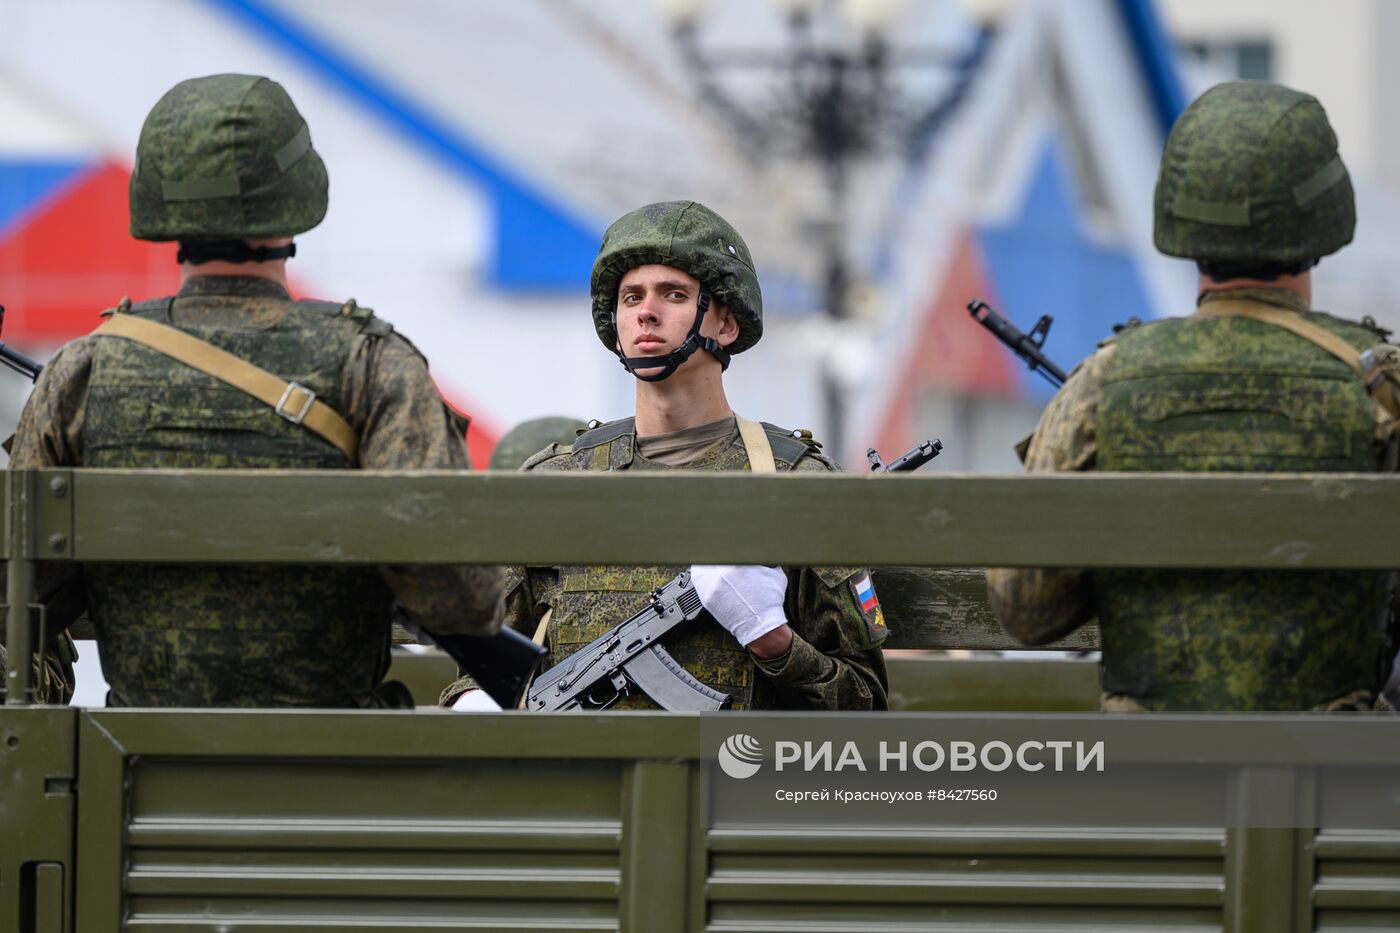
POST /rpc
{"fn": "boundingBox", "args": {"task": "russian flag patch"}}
[849,571,886,644]
[853,573,879,612]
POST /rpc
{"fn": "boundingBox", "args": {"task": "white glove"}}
[450,689,503,713]
[690,564,789,647]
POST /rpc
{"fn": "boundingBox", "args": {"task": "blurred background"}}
[4,0,1400,473]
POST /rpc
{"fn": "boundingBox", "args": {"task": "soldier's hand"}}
[690,564,789,650]
[450,689,503,713]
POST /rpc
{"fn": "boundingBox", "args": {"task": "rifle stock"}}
[428,626,546,710]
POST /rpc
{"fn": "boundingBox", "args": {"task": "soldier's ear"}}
[714,307,739,349]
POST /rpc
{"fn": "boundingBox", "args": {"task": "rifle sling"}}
[528,418,772,707]
[513,609,554,710]
[95,312,359,463]
[735,414,776,473]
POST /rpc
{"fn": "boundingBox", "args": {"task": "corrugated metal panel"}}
[704,828,1224,931]
[122,758,624,931]
[52,709,1400,932]
[1313,830,1400,933]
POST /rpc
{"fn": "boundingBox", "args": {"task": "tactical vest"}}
[1095,309,1393,710]
[82,294,398,707]
[540,418,819,710]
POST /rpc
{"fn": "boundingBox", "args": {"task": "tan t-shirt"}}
[635,415,738,465]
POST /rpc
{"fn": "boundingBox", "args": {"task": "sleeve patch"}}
[849,571,887,644]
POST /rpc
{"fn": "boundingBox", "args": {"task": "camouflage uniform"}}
[442,201,888,710]
[987,83,1399,711]
[443,417,888,710]
[7,74,502,707]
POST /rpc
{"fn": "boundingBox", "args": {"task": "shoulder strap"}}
[761,422,818,467]
[734,414,776,474]
[95,312,359,463]
[1196,299,1400,420]
[571,417,635,453]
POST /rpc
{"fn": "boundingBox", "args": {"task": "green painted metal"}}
[0,707,76,933]
[0,707,1395,930]
[104,711,629,929]
[35,469,1400,568]
[75,715,128,932]
[32,862,65,933]
[884,656,1100,711]
[1224,768,1303,933]
[1293,770,1319,933]
[41,710,1399,931]
[705,828,1226,857]
[35,472,72,561]
[619,761,691,932]
[2,469,1400,930]
[386,652,1103,711]
[62,709,1400,766]
[685,767,708,933]
[1304,826,1400,930]
[5,470,35,705]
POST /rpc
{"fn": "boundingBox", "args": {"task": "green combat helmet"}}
[590,200,762,381]
[489,416,587,470]
[129,73,328,264]
[1154,81,1355,270]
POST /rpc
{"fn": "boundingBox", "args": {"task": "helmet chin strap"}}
[613,287,732,383]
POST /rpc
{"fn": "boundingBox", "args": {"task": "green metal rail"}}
[6,469,1399,567]
[1,469,1398,932]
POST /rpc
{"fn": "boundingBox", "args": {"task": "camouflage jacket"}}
[441,417,889,711]
[986,287,1400,710]
[8,275,503,706]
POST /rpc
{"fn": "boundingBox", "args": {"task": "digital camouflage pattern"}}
[1094,293,1392,709]
[591,201,763,354]
[10,275,503,707]
[987,288,1400,710]
[130,74,328,241]
[441,418,888,711]
[488,416,586,470]
[1154,81,1354,264]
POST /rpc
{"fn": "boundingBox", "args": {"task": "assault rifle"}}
[527,439,946,712]
[867,438,942,473]
[527,571,724,712]
[0,306,44,382]
[967,299,1067,388]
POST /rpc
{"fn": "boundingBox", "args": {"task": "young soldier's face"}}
[615,264,736,372]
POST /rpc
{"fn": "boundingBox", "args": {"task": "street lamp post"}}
[658,0,990,460]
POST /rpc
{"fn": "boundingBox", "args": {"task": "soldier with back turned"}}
[9,74,503,707]
[988,82,1400,711]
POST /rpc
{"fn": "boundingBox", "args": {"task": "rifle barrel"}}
[0,343,43,383]
[967,299,1067,388]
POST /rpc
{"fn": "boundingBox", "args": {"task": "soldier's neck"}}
[1197,271,1311,306]
[633,365,733,437]
[179,261,289,288]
